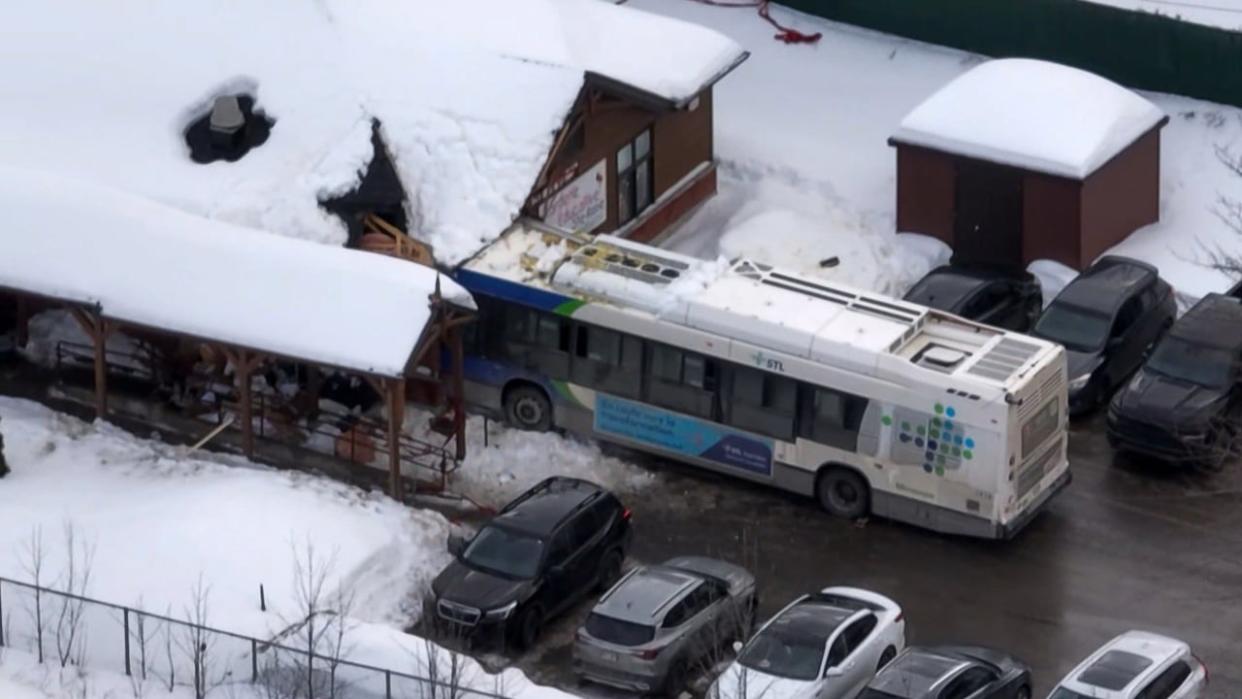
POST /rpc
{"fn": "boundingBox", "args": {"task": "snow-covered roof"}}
[0,167,474,377]
[0,0,744,265]
[891,58,1166,179]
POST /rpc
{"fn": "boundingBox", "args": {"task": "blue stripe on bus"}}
[454,268,572,313]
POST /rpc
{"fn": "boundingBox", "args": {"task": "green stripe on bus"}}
[552,380,580,406]
[553,299,585,316]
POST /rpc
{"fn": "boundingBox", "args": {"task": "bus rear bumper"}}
[999,468,1072,539]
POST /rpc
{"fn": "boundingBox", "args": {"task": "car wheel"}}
[596,549,624,593]
[509,605,542,652]
[504,385,552,432]
[877,646,896,672]
[816,468,869,519]
[663,659,688,698]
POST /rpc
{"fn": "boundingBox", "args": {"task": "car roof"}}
[493,477,603,537]
[1055,256,1157,314]
[870,649,972,699]
[766,598,858,640]
[1063,631,1188,697]
[592,564,703,624]
[662,555,753,591]
[904,266,997,309]
[1167,293,1242,351]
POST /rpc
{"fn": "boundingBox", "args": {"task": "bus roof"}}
[462,223,1061,395]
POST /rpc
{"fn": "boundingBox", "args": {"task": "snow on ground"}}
[0,396,447,632]
[645,1,1242,302]
[0,397,580,698]
[1082,0,1242,31]
[408,413,655,508]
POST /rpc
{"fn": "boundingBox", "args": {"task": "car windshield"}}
[1034,302,1111,352]
[737,626,826,681]
[1047,689,1093,699]
[461,525,544,579]
[1146,336,1235,389]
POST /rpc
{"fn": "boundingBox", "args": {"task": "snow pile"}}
[639,0,1242,302]
[0,0,741,266]
[0,397,449,633]
[19,310,148,373]
[892,58,1166,179]
[1028,259,1082,306]
[0,167,472,377]
[407,414,655,507]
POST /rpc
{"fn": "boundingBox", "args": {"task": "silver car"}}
[573,556,757,696]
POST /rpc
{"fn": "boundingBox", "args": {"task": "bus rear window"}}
[584,613,655,646]
[1021,399,1059,458]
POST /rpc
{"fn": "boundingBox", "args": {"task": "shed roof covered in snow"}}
[0,0,744,265]
[890,58,1166,179]
[0,167,474,378]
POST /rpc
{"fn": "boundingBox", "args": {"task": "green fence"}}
[780,0,1242,107]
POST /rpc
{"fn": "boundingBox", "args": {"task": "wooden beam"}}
[70,308,112,420]
[387,378,406,500]
[450,325,466,461]
[222,347,264,460]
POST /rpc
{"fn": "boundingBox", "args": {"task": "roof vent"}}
[209,96,246,151]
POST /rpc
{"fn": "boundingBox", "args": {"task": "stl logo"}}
[751,351,765,367]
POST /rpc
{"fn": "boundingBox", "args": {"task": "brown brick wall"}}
[894,144,955,245]
[1080,127,1162,268]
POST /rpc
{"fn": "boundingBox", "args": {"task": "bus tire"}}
[815,467,870,519]
[504,384,552,432]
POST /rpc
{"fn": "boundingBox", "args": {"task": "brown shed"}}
[889,59,1168,271]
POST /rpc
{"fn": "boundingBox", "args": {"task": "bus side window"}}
[726,366,796,441]
[500,305,570,380]
[646,343,718,420]
[570,324,641,399]
[799,385,867,451]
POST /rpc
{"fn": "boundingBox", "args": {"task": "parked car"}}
[709,587,904,699]
[860,646,1031,699]
[428,477,631,650]
[1108,293,1242,465]
[1046,631,1207,699]
[1031,256,1175,414]
[573,556,757,695]
[903,265,1042,332]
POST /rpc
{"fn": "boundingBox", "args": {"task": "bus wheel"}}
[504,385,552,432]
[816,467,869,519]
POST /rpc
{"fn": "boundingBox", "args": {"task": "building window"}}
[617,129,653,225]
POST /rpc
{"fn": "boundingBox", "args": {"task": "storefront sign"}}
[594,395,774,476]
[542,159,607,234]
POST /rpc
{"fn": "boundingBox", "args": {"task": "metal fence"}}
[779,0,1242,110]
[0,576,511,699]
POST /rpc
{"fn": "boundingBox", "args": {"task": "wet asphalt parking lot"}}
[498,410,1242,698]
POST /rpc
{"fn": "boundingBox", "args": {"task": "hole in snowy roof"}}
[320,120,409,248]
[660,269,680,279]
[184,93,274,164]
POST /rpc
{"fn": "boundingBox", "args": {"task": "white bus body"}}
[456,224,1070,538]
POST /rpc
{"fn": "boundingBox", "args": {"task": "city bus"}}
[453,223,1070,538]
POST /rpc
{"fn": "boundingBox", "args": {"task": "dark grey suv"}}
[429,477,631,650]
[903,266,1042,332]
[1108,293,1242,465]
[1031,256,1175,415]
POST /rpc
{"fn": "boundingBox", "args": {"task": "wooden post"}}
[225,348,262,460]
[450,324,466,461]
[70,309,112,420]
[387,377,406,499]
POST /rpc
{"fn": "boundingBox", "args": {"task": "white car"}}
[710,587,905,699]
[1047,631,1207,699]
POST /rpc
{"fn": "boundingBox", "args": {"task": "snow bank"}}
[408,414,655,508]
[0,167,471,377]
[0,397,450,634]
[0,0,741,265]
[1028,259,1081,307]
[892,58,1166,179]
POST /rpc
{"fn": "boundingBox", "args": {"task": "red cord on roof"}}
[614,0,821,45]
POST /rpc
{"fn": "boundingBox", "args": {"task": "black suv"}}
[903,265,1042,332]
[1108,293,1242,465]
[429,477,631,650]
[1031,256,1175,415]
